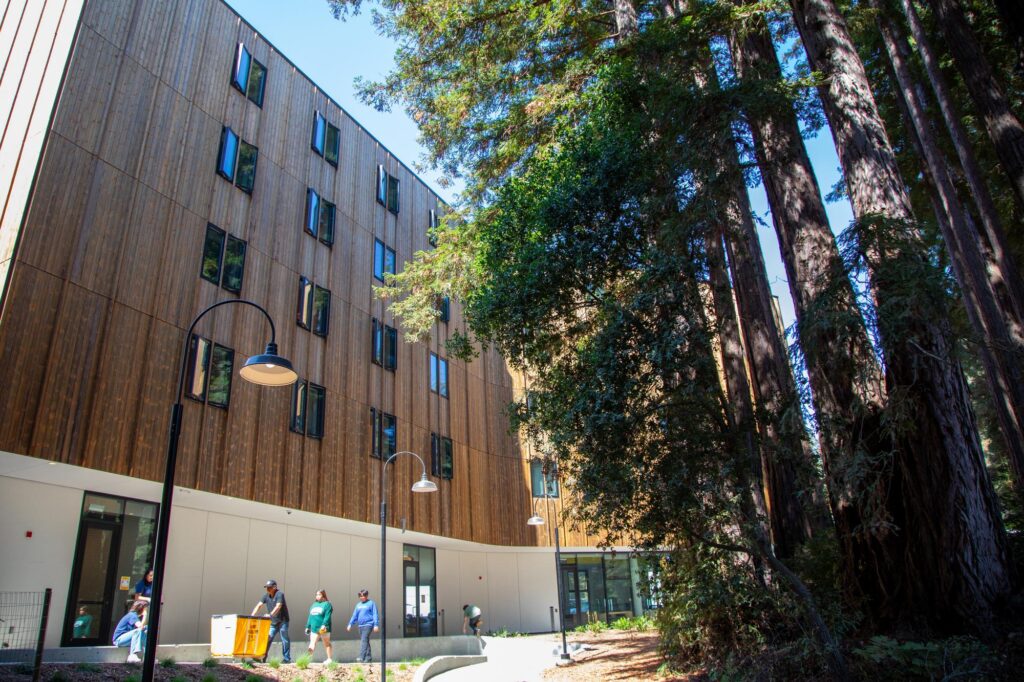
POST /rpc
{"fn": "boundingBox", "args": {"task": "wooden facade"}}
[0,0,594,549]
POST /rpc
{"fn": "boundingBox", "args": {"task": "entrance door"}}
[62,493,157,646]
[63,520,120,645]
[402,544,436,636]
[403,560,421,637]
[562,567,590,630]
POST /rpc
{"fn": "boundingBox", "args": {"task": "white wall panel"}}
[196,512,250,636]
[486,552,521,632]
[162,506,208,643]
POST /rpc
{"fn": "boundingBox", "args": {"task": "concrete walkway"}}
[430,635,565,682]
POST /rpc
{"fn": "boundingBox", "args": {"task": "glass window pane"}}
[185,335,211,401]
[325,123,340,165]
[429,353,437,393]
[222,236,246,293]
[297,276,313,329]
[246,59,266,106]
[308,384,325,438]
[305,189,320,237]
[384,414,397,457]
[439,358,448,397]
[207,344,234,408]
[313,286,330,337]
[319,200,335,246]
[385,326,397,370]
[235,140,258,193]
[377,165,387,205]
[430,433,440,476]
[291,380,307,434]
[374,239,385,281]
[371,408,381,458]
[384,247,396,278]
[217,127,238,181]
[232,43,251,92]
[311,111,326,155]
[442,438,453,479]
[200,224,225,284]
[387,175,400,214]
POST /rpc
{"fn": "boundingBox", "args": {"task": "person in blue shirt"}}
[346,589,379,663]
[112,601,148,663]
[133,569,153,602]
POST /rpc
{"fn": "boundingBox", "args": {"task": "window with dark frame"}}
[430,353,448,398]
[217,127,238,181]
[305,189,320,237]
[435,295,450,323]
[217,126,258,193]
[370,408,396,459]
[372,318,383,366]
[376,164,400,214]
[428,208,439,247]
[235,140,258,193]
[385,326,397,370]
[312,286,330,337]
[386,175,400,214]
[530,459,560,498]
[200,224,225,285]
[201,224,247,294]
[431,433,454,480]
[311,111,326,155]
[325,122,340,166]
[319,199,335,246]
[231,43,266,107]
[373,239,396,282]
[222,236,246,293]
[297,276,313,330]
[371,407,381,458]
[290,380,326,439]
[184,334,234,409]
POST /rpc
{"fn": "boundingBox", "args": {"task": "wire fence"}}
[0,589,51,680]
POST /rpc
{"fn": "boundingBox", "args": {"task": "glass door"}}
[402,544,436,636]
[403,560,421,637]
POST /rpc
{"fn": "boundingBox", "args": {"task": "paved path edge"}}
[412,654,488,682]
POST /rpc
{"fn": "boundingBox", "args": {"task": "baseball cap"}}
[264,579,277,587]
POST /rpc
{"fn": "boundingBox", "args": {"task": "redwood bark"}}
[926,0,1024,214]
[790,0,1011,630]
[877,1,1024,506]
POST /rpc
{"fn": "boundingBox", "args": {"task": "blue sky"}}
[225,0,856,333]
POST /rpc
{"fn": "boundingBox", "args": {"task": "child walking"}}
[305,589,334,663]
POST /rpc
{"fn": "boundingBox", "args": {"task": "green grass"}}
[398,662,408,671]
[325,660,339,671]
[202,657,219,668]
[159,656,177,668]
[240,659,254,670]
[268,656,281,669]
[169,676,189,682]
[295,653,311,670]
[245,675,262,682]
[74,662,101,673]
[201,675,218,682]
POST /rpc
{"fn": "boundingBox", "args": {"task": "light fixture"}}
[527,514,545,526]
[240,341,298,386]
[412,474,438,493]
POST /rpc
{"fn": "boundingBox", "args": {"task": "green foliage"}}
[268,657,282,669]
[574,617,609,634]
[201,675,217,682]
[245,675,262,682]
[46,673,69,682]
[169,676,188,682]
[398,662,408,671]
[240,659,254,670]
[74,662,101,672]
[295,654,312,670]
[326,659,339,671]
[487,628,528,637]
[610,615,655,632]
[851,635,992,679]
[202,657,219,668]
[159,657,176,668]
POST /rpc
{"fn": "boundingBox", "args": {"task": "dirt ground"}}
[0,659,418,681]
[543,631,700,682]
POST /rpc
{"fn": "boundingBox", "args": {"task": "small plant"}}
[240,659,254,670]
[75,662,101,672]
[202,657,219,668]
[353,672,366,682]
[295,653,312,670]
[201,675,217,682]
[170,676,189,682]
[47,672,69,682]
[159,656,176,668]
[245,675,262,682]
[268,656,281,669]
[326,659,339,671]
[123,676,140,682]
[610,617,632,630]
[399,662,408,671]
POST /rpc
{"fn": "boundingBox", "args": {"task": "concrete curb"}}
[412,655,487,681]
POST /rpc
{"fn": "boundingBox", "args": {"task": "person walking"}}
[305,589,334,663]
[346,589,379,663]
[252,579,291,663]
[112,600,148,663]
[462,604,483,636]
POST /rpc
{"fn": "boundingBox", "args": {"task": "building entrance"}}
[402,544,436,637]
[61,493,157,646]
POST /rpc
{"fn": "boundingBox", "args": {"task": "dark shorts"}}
[469,616,481,633]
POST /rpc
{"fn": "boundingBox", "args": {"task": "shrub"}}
[267,656,282,669]
[245,675,261,682]
[295,654,311,670]
[75,662,101,672]
[202,675,218,682]
[851,635,992,680]
[326,659,339,671]
[159,657,176,668]
[202,657,219,668]
[610,617,632,630]
[240,659,254,670]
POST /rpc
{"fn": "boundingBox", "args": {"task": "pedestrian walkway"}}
[430,634,565,682]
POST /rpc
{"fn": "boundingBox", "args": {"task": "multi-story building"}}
[0,0,657,650]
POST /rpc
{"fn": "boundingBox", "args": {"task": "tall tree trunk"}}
[926,0,1024,214]
[877,1,1024,505]
[729,2,900,612]
[899,0,1024,347]
[613,0,638,38]
[790,0,1011,631]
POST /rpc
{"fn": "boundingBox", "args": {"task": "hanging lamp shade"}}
[240,342,298,386]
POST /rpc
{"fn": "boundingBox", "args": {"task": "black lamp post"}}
[380,451,437,681]
[141,300,296,682]
[527,472,570,661]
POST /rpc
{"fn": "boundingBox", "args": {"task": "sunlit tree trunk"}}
[790,0,1011,630]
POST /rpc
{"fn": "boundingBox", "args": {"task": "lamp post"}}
[380,451,437,681]
[141,300,297,682]
[527,473,570,661]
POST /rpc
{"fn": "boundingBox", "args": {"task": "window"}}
[185,335,234,408]
[370,408,396,459]
[305,189,320,237]
[231,43,266,106]
[530,460,560,498]
[372,318,397,370]
[202,225,247,294]
[311,111,326,155]
[217,126,258,193]
[428,209,439,247]
[373,239,396,282]
[430,353,448,397]
[297,276,313,330]
[435,295,450,323]
[291,380,325,439]
[325,122,340,166]
[431,433,454,480]
[312,286,330,337]
[376,164,400,214]
[319,199,335,246]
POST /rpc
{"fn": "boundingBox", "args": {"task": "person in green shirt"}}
[305,589,333,663]
[72,607,93,638]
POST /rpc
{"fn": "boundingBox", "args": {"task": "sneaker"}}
[324,658,333,664]
[126,653,141,663]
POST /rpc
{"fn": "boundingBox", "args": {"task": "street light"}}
[142,300,296,682]
[527,472,570,661]
[380,451,437,680]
